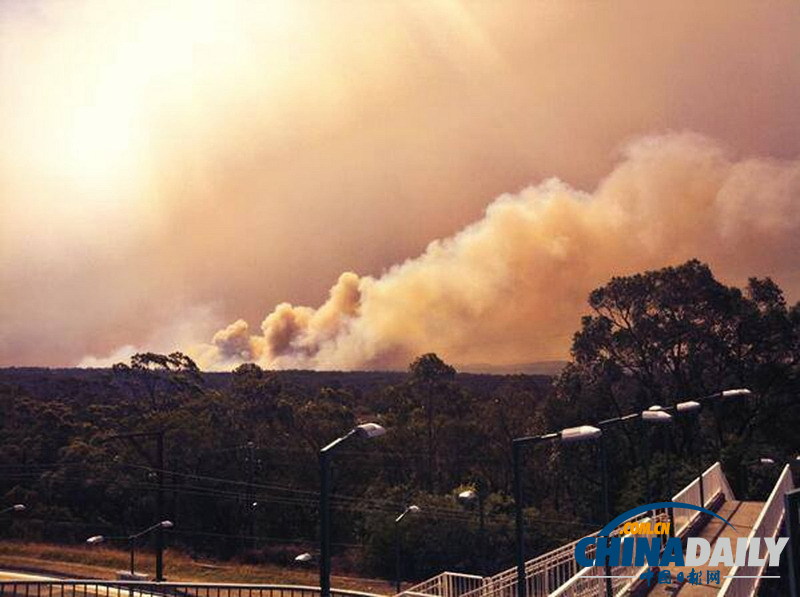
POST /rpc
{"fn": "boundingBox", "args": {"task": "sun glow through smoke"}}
[2,0,800,368]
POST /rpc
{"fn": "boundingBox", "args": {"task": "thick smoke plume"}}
[190,134,800,370]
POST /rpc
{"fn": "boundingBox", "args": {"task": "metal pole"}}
[513,441,525,597]
[155,431,165,581]
[427,393,434,492]
[786,489,800,597]
[665,427,675,538]
[249,442,256,550]
[478,490,486,576]
[395,520,402,594]
[320,450,332,597]
[696,415,705,509]
[643,422,651,505]
[600,435,613,597]
[601,434,610,522]
[130,537,135,576]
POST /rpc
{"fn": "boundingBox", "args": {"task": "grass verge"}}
[0,542,392,595]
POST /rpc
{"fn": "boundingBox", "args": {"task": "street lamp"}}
[0,504,25,515]
[596,414,640,520]
[640,406,674,537]
[458,486,487,574]
[595,413,639,597]
[102,431,167,581]
[86,520,173,578]
[670,388,753,510]
[319,423,386,597]
[394,505,421,593]
[673,399,707,510]
[512,425,601,597]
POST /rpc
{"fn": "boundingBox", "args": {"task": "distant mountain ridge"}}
[0,366,557,404]
[455,360,568,376]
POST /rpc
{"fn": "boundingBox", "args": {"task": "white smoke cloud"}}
[79,304,221,368]
[185,133,800,371]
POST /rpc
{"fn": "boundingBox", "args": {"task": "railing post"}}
[786,488,800,597]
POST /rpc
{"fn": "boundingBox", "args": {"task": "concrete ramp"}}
[647,500,764,595]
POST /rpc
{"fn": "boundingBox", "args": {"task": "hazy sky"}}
[2,1,800,369]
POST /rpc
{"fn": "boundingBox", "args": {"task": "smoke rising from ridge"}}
[188,133,800,370]
[4,1,800,367]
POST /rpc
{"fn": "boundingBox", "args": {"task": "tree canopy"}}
[1,259,798,582]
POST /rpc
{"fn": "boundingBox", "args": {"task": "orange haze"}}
[1,1,799,369]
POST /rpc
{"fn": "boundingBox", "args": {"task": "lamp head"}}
[12,504,25,512]
[676,400,701,413]
[355,423,386,439]
[457,489,478,503]
[560,425,602,443]
[396,503,422,522]
[86,535,105,545]
[159,520,174,529]
[759,457,776,466]
[294,552,313,563]
[721,388,752,399]
[642,409,673,424]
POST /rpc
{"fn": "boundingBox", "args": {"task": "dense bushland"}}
[1,260,798,582]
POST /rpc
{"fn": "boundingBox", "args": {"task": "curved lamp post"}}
[512,425,601,597]
[458,487,487,574]
[101,431,166,581]
[0,504,25,515]
[641,406,674,538]
[394,505,421,593]
[671,388,753,509]
[319,423,386,597]
[457,489,484,534]
[86,520,173,578]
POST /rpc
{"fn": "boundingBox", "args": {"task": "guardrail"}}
[671,461,736,537]
[548,511,670,597]
[399,573,484,597]
[719,463,794,597]
[417,462,730,597]
[553,461,733,597]
[400,462,736,597]
[0,582,385,597]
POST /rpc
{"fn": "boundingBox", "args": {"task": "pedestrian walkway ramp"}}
[399,462,793,597]
[648,463,793,596]
[645,500,764,596]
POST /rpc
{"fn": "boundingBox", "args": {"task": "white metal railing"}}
[671,461,736,537]
[400,572,485,597]
[549,519,669,597]
[548,461,731,597]
[399,462,733,597]
[0,582,385,597]
[445,510,671,597]
[719,464,794,597]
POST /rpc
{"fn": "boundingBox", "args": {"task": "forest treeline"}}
[0,259,798,581]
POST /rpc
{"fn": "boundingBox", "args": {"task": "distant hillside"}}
[0,366,555,403]
[456,360,567,376]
